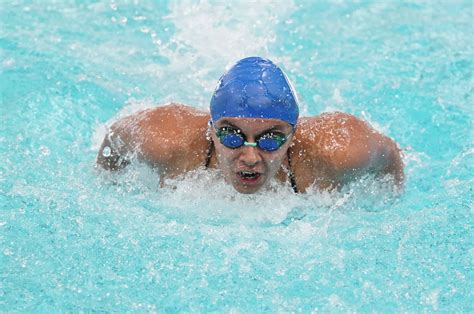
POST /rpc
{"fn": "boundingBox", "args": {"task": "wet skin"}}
[97,103,404,193]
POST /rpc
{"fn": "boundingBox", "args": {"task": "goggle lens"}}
[221,132,244,148]
[257,136,283,151]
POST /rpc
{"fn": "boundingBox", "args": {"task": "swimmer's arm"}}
[375,135,404,185]
[292,114,402,192]
[97,107,180,171]
[96,104,210,174]
[329,114,404,187]
[96,114,143,171]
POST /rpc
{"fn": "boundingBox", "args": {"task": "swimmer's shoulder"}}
[133,103,209,130]
[101,103,210,175]
[291,112,382,186]
[132,103,210,168]
[110,103,208,148]
[294,112,370,160]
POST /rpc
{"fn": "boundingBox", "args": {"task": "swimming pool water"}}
[1,1,472,312]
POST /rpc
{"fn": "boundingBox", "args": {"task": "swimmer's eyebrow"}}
[217,120,287,135]
[217,120,240,129]
[259,126,286,133]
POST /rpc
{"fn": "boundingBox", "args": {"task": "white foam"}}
[153,0,298,107]
[97,158,400,232]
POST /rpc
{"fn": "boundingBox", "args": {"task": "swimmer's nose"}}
[239,145,261,166]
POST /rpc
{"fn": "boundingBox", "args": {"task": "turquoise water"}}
[1,1,473,312]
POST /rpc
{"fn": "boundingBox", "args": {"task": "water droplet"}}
[3,58,14,67]
[102,146,111,157]
[40,145,50,156]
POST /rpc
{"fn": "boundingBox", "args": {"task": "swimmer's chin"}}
[230,179,264,194]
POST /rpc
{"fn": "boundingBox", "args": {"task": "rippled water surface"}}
[1,1,473,312]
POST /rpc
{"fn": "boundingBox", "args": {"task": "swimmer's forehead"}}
[214,117,293,132]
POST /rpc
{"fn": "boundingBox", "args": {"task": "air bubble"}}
[102,146,111,157]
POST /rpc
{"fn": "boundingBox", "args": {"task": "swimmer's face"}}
[211,117,294,194]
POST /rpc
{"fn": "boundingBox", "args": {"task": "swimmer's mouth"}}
[237,171,261,182]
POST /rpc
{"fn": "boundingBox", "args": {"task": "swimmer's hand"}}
[96,111,143,171]
[96,133,131,171]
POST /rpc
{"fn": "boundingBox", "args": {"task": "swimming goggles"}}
[214,126,291,152]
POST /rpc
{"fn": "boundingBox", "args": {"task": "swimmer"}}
[97,57,404,194]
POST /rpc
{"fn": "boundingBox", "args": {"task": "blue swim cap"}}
[210,57,299,126]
